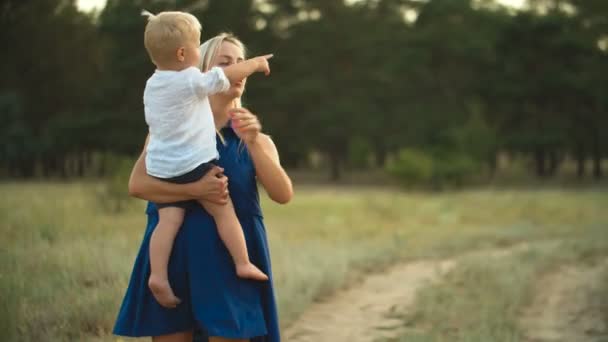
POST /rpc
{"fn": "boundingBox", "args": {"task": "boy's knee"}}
[200,199,232,217]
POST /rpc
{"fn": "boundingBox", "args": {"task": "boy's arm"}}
[191,67,231,98]
[191,54,272,98]
[222,54,273,84]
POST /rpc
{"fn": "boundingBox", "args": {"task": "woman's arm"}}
[128,137,229,204]
[247,134,293,204]
[229,108,293,204]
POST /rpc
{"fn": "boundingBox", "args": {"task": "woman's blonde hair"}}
[199,32,247,108]
[199,33,247,146]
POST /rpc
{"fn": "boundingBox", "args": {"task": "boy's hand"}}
[253,54,273,76]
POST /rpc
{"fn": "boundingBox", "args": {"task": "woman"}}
[113,33,293,342]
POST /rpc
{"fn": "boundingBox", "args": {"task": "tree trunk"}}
[534,147,546,178]
[329,152,341,181]
[99,153,107,177]
[592,132,602,179]
[488,153,498,178]
[7,162,17,178]
[42,157,51,178]
[59,155,68,179]
[575,142,585,179]
[375,143,387,168]
[20,159,35,178]
[77,152,85,177]
[548,150,559,177]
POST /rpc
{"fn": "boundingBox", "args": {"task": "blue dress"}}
[113,126,280,342]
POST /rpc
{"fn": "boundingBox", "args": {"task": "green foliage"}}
[387,148,480,189]
[387,149,434,187]
[97,155,134,213]
[388,110,490,188]
[431,152,480,188]
[0,92,32,176]
[348,137,374,169]
[451,111,498,163]
[1,0,606,181]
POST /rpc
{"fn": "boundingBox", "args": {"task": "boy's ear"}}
[177,47,186,62]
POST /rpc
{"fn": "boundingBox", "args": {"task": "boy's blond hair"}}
[142,10,202,65]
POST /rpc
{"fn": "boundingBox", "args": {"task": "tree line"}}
[0,0,606,181]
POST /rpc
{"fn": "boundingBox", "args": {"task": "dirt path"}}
[521,259,608,342]
[282,245,530,342]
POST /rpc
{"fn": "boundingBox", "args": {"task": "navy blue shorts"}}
[153,160,217,209]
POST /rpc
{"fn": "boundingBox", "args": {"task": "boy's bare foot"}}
[148,274,181,308]
[236,263,268,281]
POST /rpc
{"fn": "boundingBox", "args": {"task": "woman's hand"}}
[190,166,229,205]
[128,137,229,204]
[227,106,293,204]
[229,107,262,145]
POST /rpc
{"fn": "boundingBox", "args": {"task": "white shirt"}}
[144,66,230,178]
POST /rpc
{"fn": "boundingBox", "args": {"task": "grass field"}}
[386,229,608,342]
[1,182,607,341]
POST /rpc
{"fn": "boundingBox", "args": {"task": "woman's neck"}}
[210,96,235,130]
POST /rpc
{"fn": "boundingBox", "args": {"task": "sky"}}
[77,0,526,12]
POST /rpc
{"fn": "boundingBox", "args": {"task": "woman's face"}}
[211,41,246,98]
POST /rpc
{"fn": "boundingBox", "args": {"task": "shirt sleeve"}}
[190,67,231,98]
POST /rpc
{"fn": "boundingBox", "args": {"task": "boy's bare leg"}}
[152,330,193,342]
[149,207,184,308]
[209,337,248,342]
[199,198,268,281]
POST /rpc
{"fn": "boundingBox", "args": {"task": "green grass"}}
[386,225,608,342]
[1,182,607,341]
[599,265,608,335]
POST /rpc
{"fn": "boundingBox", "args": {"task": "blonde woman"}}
[140,11,272,310]
[113,33,292,342]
